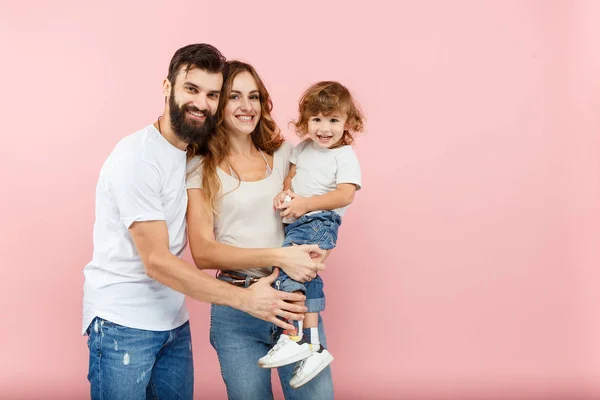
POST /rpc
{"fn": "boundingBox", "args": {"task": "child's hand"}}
[273,191,288,210]
[279,190,310,219]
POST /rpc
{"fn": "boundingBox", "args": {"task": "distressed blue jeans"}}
[278,211,342,312]
[210,274,334,400]
[86,317,194,400]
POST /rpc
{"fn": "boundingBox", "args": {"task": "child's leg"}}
[301,248,330,342]
[303,312,318,328]
[301,248,330,341]
[301,312,320,347]
[258,288,313,368]
[289,278,333,389]
[284,291,305,338]
[299,277,325,349]
[259,215,333,368]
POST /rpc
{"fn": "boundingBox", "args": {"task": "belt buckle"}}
[217,271,253,287]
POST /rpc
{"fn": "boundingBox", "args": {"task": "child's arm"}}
[274,164,296,210]
[280,146,361,219]
[305,183,356,211]
[280,183,357,220]
[283,164,295,191]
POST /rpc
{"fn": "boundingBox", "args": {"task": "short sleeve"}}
[289,139,310,165]
[109,158,165,229]
[335,147,362,190]
[186,156,203,189]
[289,145,300,165]
[277,141,294,176]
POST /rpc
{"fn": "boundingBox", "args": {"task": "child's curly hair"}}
[293,81,364,146]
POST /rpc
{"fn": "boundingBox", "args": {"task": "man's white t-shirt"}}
[82,124,189,334]
[290,139,362,218]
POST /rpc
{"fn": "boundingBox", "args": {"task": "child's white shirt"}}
[289,139,362,219]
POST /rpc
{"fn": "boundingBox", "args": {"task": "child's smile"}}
[308,112,347,148]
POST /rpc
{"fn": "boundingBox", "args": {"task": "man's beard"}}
[168,91,216,150]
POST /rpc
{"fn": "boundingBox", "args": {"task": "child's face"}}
[307,112,348,148]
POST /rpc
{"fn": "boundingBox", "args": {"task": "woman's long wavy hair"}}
[187,60,284,216]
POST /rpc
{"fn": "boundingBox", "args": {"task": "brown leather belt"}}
[217,271,260,287]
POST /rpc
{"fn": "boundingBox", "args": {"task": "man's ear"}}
[162,79,171,98]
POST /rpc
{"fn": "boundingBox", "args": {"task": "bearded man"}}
[82,44,319,400]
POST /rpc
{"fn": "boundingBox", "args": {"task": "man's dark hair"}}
[167,43,226,84]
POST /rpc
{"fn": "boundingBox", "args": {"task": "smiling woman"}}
[188,61,286,215]
[184,60,334,399]
[223,71,261,136]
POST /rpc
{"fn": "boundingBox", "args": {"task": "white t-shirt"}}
[290,139,362,218]
[186,142,294,277]
[82,124,190,334]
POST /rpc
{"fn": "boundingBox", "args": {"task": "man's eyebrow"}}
[183,82,221,93]
[182,81,199,88]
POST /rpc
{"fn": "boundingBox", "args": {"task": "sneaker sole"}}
[258,349,314,369]
[290,353,334,389]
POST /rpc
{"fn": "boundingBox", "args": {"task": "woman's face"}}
[222,71,261,136]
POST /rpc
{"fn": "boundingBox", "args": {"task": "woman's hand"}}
[279,190,310,219]
[277,244,325,282]
[242,268,307,330]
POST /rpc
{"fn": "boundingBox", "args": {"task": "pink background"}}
[1,1,599,398]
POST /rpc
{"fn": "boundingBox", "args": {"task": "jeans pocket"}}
[87,319,102,357]
[310,219,322,232]
[86,325,92,349]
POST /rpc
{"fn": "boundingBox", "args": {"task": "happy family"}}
[82,43,364,400]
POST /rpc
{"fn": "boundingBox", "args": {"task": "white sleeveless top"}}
[186,141,294,277]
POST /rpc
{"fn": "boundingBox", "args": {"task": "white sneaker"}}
[258,334,313,368]
[289,346,334,389]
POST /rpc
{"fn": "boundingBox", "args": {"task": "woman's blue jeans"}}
[210,275,334,399]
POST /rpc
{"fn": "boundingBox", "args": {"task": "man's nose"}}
[193,93,208,110]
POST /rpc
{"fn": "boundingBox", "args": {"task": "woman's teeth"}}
[237,115,254,122]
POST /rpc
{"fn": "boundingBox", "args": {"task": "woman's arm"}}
[186,188,324,281]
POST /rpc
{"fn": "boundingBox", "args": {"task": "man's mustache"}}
[183,105,209,115]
